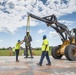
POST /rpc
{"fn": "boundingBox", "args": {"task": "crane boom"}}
[28,13,72,42]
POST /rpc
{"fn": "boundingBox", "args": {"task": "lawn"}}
[0,50,51,56]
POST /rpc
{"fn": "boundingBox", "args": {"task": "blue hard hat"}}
[18,40,20,42]
[43,35,46,38]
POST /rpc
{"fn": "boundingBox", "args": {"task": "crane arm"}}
[28,13,72,42]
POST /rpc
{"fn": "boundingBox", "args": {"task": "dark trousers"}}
[15,50,19,61]
[39,51,51,65]
[25,46,32,57]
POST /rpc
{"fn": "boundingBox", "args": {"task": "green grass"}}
[32,50,51,56]
[0,50,24,56]
[0,50,51,56]
[0,50,10,56]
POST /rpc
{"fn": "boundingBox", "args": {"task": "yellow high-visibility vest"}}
[12,47,15,52]
[15,42,20,50]
[42,39,49,51]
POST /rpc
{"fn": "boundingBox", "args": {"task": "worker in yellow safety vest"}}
[15,40,24,62]
[12,47,15,56]
[37,35,51,66]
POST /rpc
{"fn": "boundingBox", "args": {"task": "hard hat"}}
[18,40,20,42]
[43,35,46,39]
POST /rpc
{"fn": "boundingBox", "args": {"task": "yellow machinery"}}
[28,13,76,61]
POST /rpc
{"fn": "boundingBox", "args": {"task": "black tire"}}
[51,46,63,59]
[65,44,76,61]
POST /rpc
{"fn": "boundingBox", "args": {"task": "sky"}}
[0,0,76,48]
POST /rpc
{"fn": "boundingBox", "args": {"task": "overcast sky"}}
[0,0,76,48]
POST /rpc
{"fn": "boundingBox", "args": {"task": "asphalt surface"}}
[0,56,76,75]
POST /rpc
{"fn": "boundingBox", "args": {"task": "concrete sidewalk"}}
[0,56,76,75]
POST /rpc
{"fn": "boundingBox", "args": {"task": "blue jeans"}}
[15,50,19,61]
[39,51,51,65]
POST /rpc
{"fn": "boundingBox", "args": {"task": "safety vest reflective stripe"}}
[42,39,49,51]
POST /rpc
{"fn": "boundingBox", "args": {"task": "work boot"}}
[46,63,51,66]
[37,63,42,66]
[16,60,19,62]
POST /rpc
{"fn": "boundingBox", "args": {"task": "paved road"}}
[0,56,76,75]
